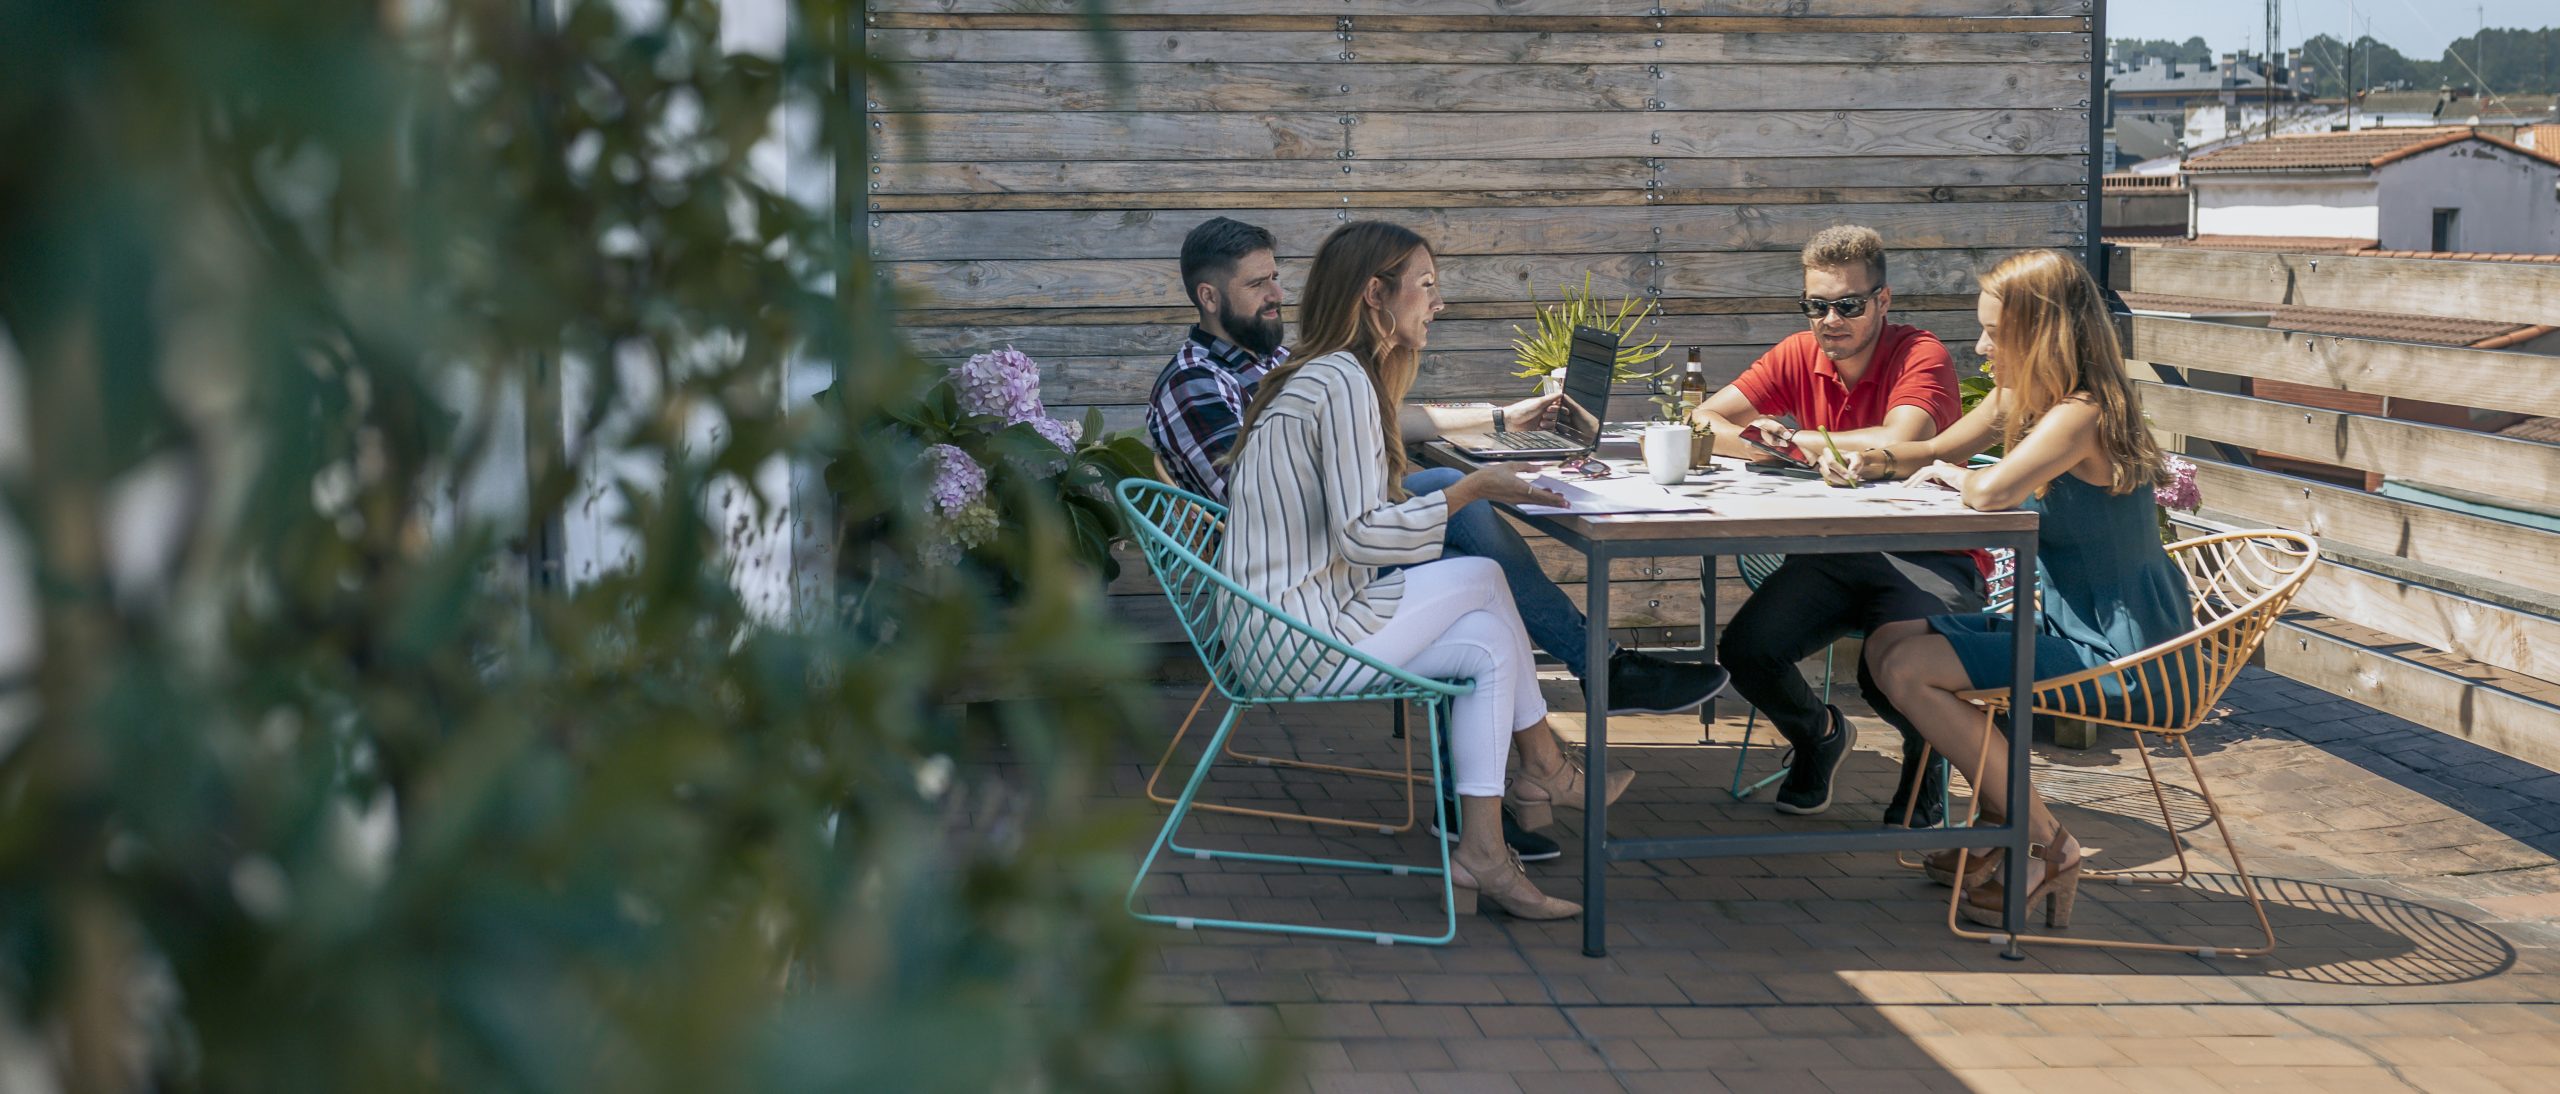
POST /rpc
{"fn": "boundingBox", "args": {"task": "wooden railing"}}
[2113,245,2560,771]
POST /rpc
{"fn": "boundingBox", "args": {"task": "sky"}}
[2110,0,2553,61]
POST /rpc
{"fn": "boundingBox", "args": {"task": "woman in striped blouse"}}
[1220,221,1633,920]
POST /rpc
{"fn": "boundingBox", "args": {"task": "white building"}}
[2183,128,2560,254]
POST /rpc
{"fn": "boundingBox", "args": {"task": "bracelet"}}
[1492,408,1506,433]
[1863,447,1895,479]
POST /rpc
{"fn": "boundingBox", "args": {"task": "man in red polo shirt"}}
[1685,225,1983,824]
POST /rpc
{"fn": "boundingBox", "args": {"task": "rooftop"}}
[1121,670,2560,1090]
[2109,56,2276,96]
[2181,127,2560,173]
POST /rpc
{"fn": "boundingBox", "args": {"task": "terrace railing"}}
[2113,245,2560,771]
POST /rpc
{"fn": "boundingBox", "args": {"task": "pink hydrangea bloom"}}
[1028,414,1082,453]
[2155,455,2201,512]
[921,443,986,516]
[951,346,1046,424]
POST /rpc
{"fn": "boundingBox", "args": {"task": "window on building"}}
[2431,208,2461,252]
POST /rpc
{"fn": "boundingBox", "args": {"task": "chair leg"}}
[1145,683,1423,835]
[2086,729,2199,886]
[1941,713,2278,959]
[1127,696,1461,947]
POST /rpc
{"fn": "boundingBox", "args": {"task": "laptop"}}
[1446,326,1617,459]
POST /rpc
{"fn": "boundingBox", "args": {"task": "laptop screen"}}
[1555,327,1619,445]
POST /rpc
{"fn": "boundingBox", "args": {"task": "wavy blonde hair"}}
[1980,249,2166,496]
[1232,221,1432,498]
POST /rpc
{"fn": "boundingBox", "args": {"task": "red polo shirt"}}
[1731,324,1962,438]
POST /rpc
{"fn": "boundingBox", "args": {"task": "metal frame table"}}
[1424,444,2044,959]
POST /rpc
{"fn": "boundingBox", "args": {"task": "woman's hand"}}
[1502,392,1563,431]
[1448,466,1566,510]
[1904,461,1971,494]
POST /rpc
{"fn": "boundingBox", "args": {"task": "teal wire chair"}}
[1116,478,1474,946]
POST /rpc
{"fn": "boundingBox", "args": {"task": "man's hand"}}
[1502,392,1563,431]
[1745,417,1802,458]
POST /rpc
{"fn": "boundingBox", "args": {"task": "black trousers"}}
[1718,551,1987,755]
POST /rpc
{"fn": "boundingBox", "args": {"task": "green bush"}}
[0,2,1277,1091]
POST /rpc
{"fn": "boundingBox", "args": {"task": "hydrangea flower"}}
[921,443,986,516]
[1028,414,1082,453]
[952,346,1045,424]
[2156,455,2201,513]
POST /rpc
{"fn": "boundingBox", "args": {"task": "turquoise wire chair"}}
[1116,478,1474,946]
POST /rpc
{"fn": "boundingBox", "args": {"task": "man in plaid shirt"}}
[1145,218,1732,860]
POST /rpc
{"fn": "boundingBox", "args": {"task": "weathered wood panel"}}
[2139,383,2560,510]
[2190,461,2560,597]
[877,30,2093,65]
[875,155,2089,194]
[871,204,2083,260]
[906,310,1981,357]
[2288,557,2560,690]
[889,249,2015,309]
[875,110,2089,162]
[2266,621,2560,775]
[2112,248,2560,329]
[873,1,2089,18]
[2129,316,2560,421]
[889,62,2086,113]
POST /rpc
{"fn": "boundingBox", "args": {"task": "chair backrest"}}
[1115,478,1468,704]
[2035,529,2318,731]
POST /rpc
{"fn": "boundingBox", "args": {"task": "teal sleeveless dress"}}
[1927,472,2198,727]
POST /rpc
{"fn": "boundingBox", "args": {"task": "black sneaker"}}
[1882,750,1949,829]
[1774,706,1858,816]
[1584,650,1732,715]
[1429,806,1563,862]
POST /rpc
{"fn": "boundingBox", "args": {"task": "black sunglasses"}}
[1797,290,1880,320]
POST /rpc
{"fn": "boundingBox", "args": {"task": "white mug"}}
[1642,424,1692,485]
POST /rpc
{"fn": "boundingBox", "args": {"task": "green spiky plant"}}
[0,2,1281,1092]
[1509,273,1669,391]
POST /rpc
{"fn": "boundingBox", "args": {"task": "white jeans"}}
[1340,557,1548,797]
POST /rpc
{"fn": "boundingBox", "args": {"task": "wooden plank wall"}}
[2116,246,2560,772]
[869,1,2093,638]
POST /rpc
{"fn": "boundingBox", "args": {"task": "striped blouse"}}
[1220,351,1451,661]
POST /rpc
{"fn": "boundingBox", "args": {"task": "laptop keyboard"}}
[1492,430,1575,449]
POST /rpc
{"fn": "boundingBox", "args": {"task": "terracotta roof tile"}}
[2354,249,2560,265]
[2117,291,2534,347]
[2500,418,2560,445]
[2183,127,2560,172]
[2111,234,2375,254]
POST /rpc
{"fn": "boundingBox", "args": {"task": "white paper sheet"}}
[1514,472,1710,516]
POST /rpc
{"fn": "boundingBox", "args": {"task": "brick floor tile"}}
[1343,1039,1456,1073]
[1277,1004,1387,1039]
[1411,1074,1524,1094]
[1313,974,1414,1003]
[1373,1005,1480,1040]
[1619,1072,1736,1094]
[2361,1034,2502,1067]
[1467,1005,1575,1038]
[1538,1038,1612,1072]
[1808,1067,1950,1093]
[1562,1006,1678,1039]
[1221,972,1321,1004]
[2382,1067,2513,1094]
[1510,1075,1634,1094]
[1301,1075,1423,1094]
[1653,1007,1770,1040]
[2193,1035,2379,1067]
[1398,974,1509,1005]
[2014,1035,2138,1068]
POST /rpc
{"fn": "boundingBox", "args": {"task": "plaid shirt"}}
[1145,326,1287,502]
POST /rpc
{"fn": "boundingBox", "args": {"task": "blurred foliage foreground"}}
[0,2,1276,1091]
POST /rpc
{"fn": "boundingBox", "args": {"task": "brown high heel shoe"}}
[1961,831,2086,929]
[1506,755,1635,830]
[1452,847,1580,920]
[1923,807,2005,888]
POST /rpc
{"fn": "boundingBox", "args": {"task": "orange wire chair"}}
[1138,506,1424,836]
[1929,530,2319,957]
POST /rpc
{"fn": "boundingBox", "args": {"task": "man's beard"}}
[1221,301,1285,358]
[1817,325,1880,362]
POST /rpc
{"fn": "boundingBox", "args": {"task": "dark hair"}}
[1230,220,1433,498]
[1178,216,1277,311]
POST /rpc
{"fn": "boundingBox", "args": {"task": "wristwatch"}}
[1492,408,1507,433]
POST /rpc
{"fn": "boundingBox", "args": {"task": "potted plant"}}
[1511,273,1669,395]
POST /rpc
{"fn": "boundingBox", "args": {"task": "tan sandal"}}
[1452,847,1580,920]
[1505,755,1635,830]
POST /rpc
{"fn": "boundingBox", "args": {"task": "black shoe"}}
[1882,750,1949,829]
[1430,806,1563,863]
[1584,650,1732,715]
[1774,706,1857,816]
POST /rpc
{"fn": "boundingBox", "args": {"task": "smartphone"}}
[1739,428,1813,470]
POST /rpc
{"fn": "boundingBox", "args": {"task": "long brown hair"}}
[1231,220,1433,498]
[1979,249,2166,496]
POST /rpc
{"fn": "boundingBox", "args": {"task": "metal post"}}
[1583,551,1613,958]
[2001,534,2040,960]
[2085,0,2109,282]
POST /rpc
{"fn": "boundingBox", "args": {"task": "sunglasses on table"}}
[1557,455,1616,480]
[1797,290,1880,320]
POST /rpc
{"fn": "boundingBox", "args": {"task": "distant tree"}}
[2111,37,2215,69]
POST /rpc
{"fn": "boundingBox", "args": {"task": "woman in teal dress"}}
[1821,249,2194,931]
